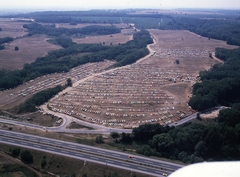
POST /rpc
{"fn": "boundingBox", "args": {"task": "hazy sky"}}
[0,0,240,10]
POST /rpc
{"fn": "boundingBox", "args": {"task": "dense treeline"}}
[189,47,240,111]
[5,10,169,24]
[13,85,65,113]
[158,16,240,46]
[0,37,14,50]
[23,23,121,37]
[120,104,240,163]
[48,37,77,48]
[0,30,152,90]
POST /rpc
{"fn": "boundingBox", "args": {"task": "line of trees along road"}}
[116,102,240,163]
[0,30,152,91]
[13,85,66,113]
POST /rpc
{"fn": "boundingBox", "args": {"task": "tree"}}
[66,78,72,87]
[120,133,133,144]
[95,135,104,144]
[209,53,212,58]
[20,150,33,164]
[41,158,47,168]
[175,60,180,64]
[11,147,21,157]
[111,132,120,139]
[15,46,19,51]
[82,173,87,177]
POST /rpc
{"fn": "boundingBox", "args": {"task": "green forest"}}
[23,23,121,36]
[189,48,240,111]
[0,37,14,50]
[114,101,240,163]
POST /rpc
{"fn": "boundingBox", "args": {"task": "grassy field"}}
[0,20,133,70]
[0,19,27,38]
[0,141,153,177]
[0,35,62,70]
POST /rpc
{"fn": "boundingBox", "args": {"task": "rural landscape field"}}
[0,7,240,177]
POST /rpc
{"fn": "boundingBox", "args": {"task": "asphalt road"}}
[0,129,183,177]
[0,115,132,134]
[169,113,198,127]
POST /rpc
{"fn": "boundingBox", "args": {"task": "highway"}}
[0,129,183,177]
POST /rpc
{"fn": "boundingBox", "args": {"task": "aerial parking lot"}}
[45,30,238,128]
[0,27,238,128]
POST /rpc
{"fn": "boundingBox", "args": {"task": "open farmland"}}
[0,35,62,70]
[0,19,62,70]
[0,19,134,70]
[0,18,28,38]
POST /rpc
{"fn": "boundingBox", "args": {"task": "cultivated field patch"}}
[0,35,62,70]
[0,18,28,38]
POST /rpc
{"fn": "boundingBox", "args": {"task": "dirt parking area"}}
[0,60,115,110]
[47,30,238,128]
[1,29,238,128]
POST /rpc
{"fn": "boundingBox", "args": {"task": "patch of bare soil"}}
[0,35,61,70]
[0,18,28,38]
[200,110,221,119]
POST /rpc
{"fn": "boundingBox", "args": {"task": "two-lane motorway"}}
[0,129,183,176]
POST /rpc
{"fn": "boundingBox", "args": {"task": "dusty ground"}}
[0,18,28,38]
[0,60,115,110]
[0,25,238,128]
[147,29,238,102]
[46,30,239,128]
[0,35,62,70]
[200,109,221,119]
[0,19,61,70]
